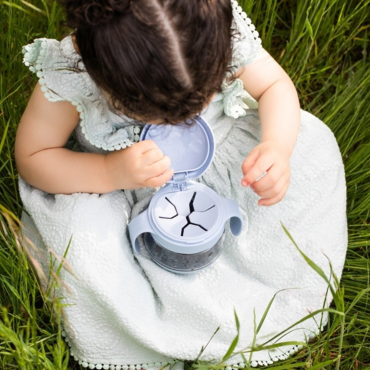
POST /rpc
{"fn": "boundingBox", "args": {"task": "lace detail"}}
[220,1,262,119]
[62,328,308,369]
[22,37,141,152]
[230,0,262,72]
[64,325,175,369]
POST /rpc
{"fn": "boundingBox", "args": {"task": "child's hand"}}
[104,140,173,190]
[241,141,290,206]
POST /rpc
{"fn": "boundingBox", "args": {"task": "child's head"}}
[60,0,233,124]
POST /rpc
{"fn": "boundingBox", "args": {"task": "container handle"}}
[128,211,153,254]
[223,198,244,236]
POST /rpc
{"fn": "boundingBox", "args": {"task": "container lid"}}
[140,116,215,182]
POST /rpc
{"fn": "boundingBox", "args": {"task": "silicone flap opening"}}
[155,190,218,238]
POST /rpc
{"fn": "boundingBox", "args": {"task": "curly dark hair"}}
[59,0,234,124]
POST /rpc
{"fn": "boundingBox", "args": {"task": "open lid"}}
[140,116,215,182]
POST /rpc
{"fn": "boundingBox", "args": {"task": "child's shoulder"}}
[22,35,92,104]
[23,35,79,76]
[22,36,142,152]
[23,35,75,57]
[228,1,263,76]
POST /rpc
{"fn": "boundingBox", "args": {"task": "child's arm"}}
[237,48,301,206]
[15,84,173,194]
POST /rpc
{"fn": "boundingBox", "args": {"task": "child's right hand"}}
[104,140,174,190]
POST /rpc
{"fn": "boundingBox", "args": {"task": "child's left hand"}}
[241,141,291,206]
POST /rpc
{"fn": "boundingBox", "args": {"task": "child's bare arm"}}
[237,49,301,206]
[15,84,173,194]
[239,48,300,156]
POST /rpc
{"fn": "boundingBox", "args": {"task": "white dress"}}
[19,3,347,369]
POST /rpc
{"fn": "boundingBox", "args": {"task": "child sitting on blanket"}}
[15,0,347,368]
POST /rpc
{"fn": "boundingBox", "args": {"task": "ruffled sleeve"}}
[230,0,263,72]
[22,36,141,152]
[221,1,262,119]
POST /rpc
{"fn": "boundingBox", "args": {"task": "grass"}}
[1,0,370,369]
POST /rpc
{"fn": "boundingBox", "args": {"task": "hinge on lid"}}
[171,172,188,191]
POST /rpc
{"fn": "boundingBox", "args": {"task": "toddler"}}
[15,0,347,368]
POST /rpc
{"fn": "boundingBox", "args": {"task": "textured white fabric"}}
[19,3,347,369]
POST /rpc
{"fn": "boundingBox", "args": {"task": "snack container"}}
[128,116,243,273]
